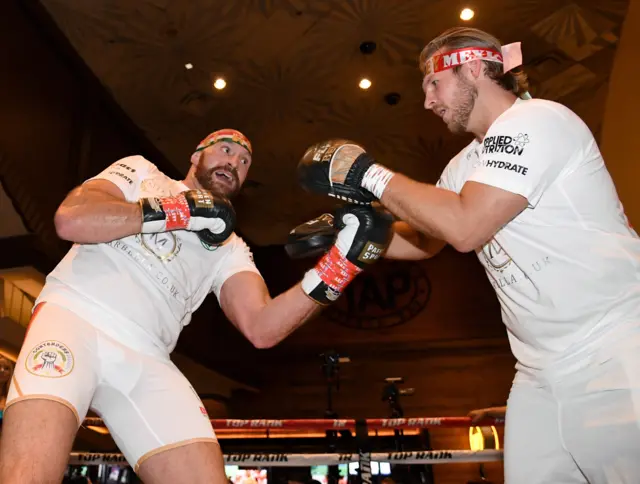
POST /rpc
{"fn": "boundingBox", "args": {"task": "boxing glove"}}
[140,189,235,245]
[297,139,396,203]
[301,204,393,305]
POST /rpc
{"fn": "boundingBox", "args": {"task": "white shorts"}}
[504,324,640,484]
[7,302,217,471]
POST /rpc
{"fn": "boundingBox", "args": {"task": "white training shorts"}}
[504,322,640,484]
[6,302,217,471]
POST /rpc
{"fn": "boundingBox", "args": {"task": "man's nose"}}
[228,155,242,168]
[223,160,239,177]
[424,91,437,110]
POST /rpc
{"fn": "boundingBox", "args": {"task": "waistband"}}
[514,318,640,386]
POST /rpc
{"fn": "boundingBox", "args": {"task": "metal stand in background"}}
[381,377,414,451]
[382,377,434,484]
[321,350,350,484]
[467,469,493,484]
[467,462,494,484]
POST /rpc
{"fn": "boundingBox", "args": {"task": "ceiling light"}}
[213,78,227,90]
[185,63,193,70]
[460,8,474,21]
[359,78,372,90]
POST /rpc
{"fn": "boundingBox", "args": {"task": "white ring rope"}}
[69,449,503,467]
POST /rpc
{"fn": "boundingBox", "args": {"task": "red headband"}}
[191,129,252,165]
[424,42,523,76]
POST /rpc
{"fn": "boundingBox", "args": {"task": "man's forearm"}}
[384,221,446,260]
[249,284,322,348]
[55,187,143,243]
[380,173,469,251]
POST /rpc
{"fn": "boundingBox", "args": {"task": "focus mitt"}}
[297,139,396,203]
[285,213,335,259]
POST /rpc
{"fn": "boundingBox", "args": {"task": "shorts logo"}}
[26,340,74,378]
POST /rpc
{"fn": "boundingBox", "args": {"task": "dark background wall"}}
[0,0,183,269]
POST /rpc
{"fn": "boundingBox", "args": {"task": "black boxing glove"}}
[300,204,393,305]
[285,213,336,259]
[196,228,233,247]
[139,189,235,244]
[297,139,396,204]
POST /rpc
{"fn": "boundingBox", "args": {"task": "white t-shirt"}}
[37,155,261,354]
[437,98,640,372]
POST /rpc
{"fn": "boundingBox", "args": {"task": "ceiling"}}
[37,0,628,245]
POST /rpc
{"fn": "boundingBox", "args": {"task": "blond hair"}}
[419,27,529,97]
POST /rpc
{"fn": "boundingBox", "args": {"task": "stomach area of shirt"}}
[48,248,189,333]
[36,278,175,357]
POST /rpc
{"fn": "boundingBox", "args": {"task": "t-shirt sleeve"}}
[467,103,574,207]
[210,235,263,299]
[436,164,454,192]
[435,143,476,194]
[85,155,157,202]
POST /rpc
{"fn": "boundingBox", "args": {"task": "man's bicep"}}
[459,181,528,250]
[219,271,269,329]
[58,179,126,212]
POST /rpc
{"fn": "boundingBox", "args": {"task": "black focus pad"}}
[297,139,378,205]
[285,213,337,259]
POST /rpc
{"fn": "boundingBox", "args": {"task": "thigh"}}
[137,441,227,484]
[91,346,219,476]
[504,380,586,484]
[0,399,78,484]
[6,302,99,425]
[0,303,99,483]
[562,351,640,484]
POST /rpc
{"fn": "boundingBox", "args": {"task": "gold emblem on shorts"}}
[26,340,74,378]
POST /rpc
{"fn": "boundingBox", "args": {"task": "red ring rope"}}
[82,416,504,430]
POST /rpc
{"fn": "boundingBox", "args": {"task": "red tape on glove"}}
[315,245,362,292]
[160,195,191,231]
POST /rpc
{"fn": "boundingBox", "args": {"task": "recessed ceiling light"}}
[213,78,227,90]
[359,78,372,90]
[460,8,474,21]
[185,63,193,70]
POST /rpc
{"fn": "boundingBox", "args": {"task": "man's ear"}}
[466,59,484,79]
[190,151,203,168]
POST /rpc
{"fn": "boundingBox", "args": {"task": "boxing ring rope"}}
[68,416,505,468]
[81,416,505,430]
[69,449,503,466]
